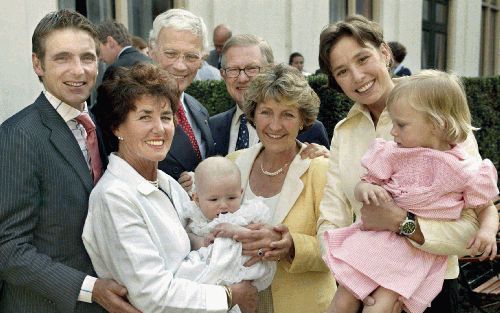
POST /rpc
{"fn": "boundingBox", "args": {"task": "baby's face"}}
[195,176,243,220]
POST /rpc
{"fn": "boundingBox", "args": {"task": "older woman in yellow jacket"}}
[225,64,335,313]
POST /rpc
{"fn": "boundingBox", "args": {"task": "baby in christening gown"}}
[323,71,499,313]
[175,157,276,313]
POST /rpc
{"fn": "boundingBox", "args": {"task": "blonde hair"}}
[243,63,320,130]
[387,70,475,144]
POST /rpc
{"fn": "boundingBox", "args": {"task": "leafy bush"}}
[187,75,499,167]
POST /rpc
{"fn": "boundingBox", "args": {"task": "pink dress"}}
[323,138,498,313]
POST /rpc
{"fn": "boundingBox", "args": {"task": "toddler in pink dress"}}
[323,70,499,313]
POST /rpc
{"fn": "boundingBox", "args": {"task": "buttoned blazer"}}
[227,143,335,313]
[206,49,220,68]
[158,94,215,179]
[0,93,104,313]
[209,106,331,156]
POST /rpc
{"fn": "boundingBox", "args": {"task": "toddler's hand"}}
[356,183,391,206]
[467,228,498,261]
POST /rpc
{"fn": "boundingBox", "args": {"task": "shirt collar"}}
[43,90,88,122]
[235,104,245,120]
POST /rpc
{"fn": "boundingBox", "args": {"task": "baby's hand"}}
[212,223,249,239]
[355,183,391,206]
[467,228,498,261]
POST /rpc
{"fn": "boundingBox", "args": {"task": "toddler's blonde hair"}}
[387,69,476,144]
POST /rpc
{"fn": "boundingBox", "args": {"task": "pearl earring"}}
[117,136,124,141]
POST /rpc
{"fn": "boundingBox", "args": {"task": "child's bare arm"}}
[354,181,392,206]
[467,203,499,261]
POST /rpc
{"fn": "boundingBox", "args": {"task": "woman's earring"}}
[117,136,124,141]
[299,125,304,131]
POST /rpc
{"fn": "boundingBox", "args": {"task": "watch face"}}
[401,220,416,235]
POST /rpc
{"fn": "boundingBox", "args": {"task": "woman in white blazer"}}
[82,63,257,313]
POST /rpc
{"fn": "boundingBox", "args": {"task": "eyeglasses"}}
[162,49,201,64]
[223,66,261,78]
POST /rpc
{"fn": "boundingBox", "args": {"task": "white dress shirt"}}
[82,154,227,312]
[228,105,259,153]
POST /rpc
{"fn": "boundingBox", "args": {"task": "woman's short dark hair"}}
[387,41,407,63]
[318,15,392,93]
[96,63,179,152]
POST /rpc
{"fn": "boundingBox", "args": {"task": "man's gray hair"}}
[150,9,209,54]
[220,34,274,68]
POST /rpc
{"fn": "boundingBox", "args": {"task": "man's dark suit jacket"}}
[395,65,412,77]
[209,106,331,156]
[102,46,152,81]
[158,93,215,179]
[206,49,220,69]
[0,93,105,313]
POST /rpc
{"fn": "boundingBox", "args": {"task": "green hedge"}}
[187,75,499,167]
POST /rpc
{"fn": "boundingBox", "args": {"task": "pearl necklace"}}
[260,161,288,177]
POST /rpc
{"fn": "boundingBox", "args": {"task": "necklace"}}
[147,179,159,188]
[260,161,288,177]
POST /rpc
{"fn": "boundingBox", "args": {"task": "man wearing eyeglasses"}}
[150,9,215,191]
[210,34,330,156]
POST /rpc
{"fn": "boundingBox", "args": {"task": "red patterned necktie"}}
[75,113,103,185]
[176,101,201,160]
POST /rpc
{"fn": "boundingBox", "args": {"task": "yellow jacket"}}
[228,143,335,313]
[317,102,481,279]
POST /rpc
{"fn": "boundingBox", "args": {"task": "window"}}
[422,0,449,70]
[480,0,499,76]
[329,0,372,23]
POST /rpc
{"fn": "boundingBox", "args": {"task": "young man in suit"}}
[96,20,152,80]
[210,34,330,157]
[150,9,216,191]
[0,10,139,313]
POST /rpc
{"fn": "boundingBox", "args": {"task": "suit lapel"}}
[184,94,215,154]
[217,107,235,155]
[37,94,94,193]
[272,147,309,224]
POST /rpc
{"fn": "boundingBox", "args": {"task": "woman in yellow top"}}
[225,64,335,313]
[316,15,494,313]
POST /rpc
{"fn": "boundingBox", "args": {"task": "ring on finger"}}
[257,248,265,257]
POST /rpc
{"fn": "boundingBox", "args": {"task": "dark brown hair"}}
[32,9,99,63]
[96,20,132,46]
[96,63,179,152]
[318,15,392,92]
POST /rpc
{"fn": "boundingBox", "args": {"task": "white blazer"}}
[82,154,228,313]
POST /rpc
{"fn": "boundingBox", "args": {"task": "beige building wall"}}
[448,0,482,76]
[0,0,57,123]
[378,0,423,75]
[185,0,330,74]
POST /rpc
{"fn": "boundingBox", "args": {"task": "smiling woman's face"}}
[254,97,302,154]
[114,95,175,175]
[329,36,393,110]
